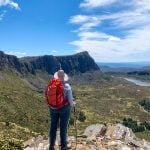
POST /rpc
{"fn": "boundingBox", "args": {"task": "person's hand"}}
[73,101,76,107]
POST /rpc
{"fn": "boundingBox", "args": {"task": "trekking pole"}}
[73,107,77,150]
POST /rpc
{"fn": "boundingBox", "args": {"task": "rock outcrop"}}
[0,51,100,75]
[21,51,100,74]
[0,51,24,73]
[23,124,150,150]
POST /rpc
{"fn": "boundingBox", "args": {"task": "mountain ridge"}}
[0,51,100,75]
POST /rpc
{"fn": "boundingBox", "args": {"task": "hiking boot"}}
[61,147,68,150]
[49,146,55,150]
[61,146,71,150]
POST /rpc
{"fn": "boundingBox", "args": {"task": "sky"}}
[0,0,150,62]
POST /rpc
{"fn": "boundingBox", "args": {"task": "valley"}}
[0,52,150,149]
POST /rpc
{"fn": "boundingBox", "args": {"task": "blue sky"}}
[0,0,150,62]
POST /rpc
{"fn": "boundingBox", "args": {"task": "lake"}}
[124,78,150,87]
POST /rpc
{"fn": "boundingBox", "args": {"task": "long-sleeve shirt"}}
[63,83,74,107]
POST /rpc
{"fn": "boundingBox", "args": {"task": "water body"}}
[124,78,150,87]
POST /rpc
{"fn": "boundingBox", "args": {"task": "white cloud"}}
[0,0,20,10]
[71,5,150,30]
[70,26,150,62]
[51,50,58,53]
[78,31,102,40]
[70,15,101,31]
[0,10,6,21]
[6,51,27,57]
[78,31,121,41]
[134,0,150,12]
[69,0,150,62]
[79,20,100,31]
[70,15,92,24]
[80,0,117,8]
[9,1,19,9]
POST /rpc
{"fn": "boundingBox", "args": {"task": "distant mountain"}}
[0,51,100,74]
[97,62,150,72]
[97,62,150,69]
[143,66,150,69]
[127,70,150,76]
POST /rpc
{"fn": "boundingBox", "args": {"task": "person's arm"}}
[66,84,75,107]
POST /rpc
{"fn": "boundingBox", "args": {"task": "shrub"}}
[0,138,23,150]
[77,111,86,122]
[69,116,75,126]
[122,118,150,132]
[139,100,150,112]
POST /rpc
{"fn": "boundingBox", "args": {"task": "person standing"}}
[45,70,75,150]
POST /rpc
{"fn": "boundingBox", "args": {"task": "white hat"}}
[54,70,69,81]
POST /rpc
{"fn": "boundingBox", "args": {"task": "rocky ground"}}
[23,124,150,150]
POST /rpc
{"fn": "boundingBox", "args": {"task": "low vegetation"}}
[0,69,150,149]
[139,99,150,112]
[0,122,40,149]
[0,70,49,134]
[122,118,150,132]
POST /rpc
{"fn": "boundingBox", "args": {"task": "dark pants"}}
[49,105,71,149]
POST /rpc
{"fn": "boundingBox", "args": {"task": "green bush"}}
[69,116,75,126]
[122,118,150,132]
[0,138,23,150]
[139,100,150,112]
[77,111,86,122]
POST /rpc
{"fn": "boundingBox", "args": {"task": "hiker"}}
[45,70,75,150]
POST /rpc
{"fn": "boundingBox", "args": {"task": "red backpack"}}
[45,79,68,108]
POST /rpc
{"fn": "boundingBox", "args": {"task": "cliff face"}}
[0,51,100,74]
[57,51,99,74]
[0,51,24,73]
